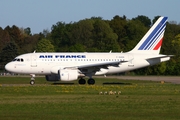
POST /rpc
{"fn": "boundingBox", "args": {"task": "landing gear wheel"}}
[88,78,95,85]
[30,80,35,85]
[78,78,86,85]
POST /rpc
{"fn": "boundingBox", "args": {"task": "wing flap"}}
[77,60,129,69]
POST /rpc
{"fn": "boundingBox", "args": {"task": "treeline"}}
[0,15,180,75]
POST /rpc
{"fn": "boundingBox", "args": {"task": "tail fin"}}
[129,16,168,54]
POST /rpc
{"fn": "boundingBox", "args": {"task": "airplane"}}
[5,16,172,85]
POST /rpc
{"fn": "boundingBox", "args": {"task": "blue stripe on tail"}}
[138,17,167,50]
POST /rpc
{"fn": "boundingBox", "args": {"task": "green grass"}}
[0,76,180,120]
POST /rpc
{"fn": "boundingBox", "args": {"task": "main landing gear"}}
[78,78,95,85]
[30,74,35,85]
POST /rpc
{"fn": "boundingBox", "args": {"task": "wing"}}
[50,60,130,75]
[75,60,129,76]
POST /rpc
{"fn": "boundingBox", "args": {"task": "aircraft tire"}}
[78,78,86,85]
[88,78,95,85]
[30,80,35,85]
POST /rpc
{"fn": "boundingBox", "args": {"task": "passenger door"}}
[31,55,37,67]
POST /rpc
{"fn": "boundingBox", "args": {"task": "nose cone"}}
[5,63,13,72]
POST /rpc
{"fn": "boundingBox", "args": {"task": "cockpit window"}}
[13,59,17,61]
[12,58,24,62]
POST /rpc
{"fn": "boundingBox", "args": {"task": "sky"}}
[0,0,180,34]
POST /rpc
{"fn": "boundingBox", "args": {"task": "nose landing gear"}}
[30,74,35,85]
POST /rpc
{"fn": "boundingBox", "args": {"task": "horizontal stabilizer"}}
[146,55,174,60]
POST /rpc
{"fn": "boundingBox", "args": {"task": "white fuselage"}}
[5,52,170,76]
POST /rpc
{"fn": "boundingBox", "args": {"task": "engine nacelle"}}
[58,69,78,81]
[46,69,79,82]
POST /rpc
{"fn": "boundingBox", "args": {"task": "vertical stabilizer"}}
[129,17,168,54]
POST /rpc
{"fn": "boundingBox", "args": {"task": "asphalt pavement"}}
[109,76,180,84]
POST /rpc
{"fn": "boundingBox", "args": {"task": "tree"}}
[0,30,11,51]
[68,44,85,52]
[4,25,24,51]
[125,19,147,51]
[70,19,94,49]
[36,38,55,52]
[133,15,151,27]
[51,22,73,51]
[109,15,127,51]
[24,27,31,36]
[171,34,180,56]
[42,29,51,38]
[92,19,120,52]
[165,59,176,75]
[21,34,41,53]
[153,62,167,75]
[162,21,180,54]
[0,41,19,64]
[7,25,22,42]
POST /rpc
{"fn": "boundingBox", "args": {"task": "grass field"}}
[0,76,180,120]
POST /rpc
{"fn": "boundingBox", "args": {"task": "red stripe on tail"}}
[153,38,163,50]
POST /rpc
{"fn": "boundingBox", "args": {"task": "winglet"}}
[129,17,168,54]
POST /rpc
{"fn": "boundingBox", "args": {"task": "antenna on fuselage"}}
[33,50,36,53]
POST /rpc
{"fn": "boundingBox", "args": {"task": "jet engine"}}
[46,69,79,82]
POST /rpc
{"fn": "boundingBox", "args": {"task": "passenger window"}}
[21,59,24,62]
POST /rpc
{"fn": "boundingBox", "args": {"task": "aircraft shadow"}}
[103,82,132,85]
[52,83,75,85]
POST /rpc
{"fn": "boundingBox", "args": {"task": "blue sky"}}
[0,0,179,34]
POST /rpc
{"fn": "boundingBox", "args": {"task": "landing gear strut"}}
[30,74,35,85]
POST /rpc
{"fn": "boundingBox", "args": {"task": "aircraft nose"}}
[5,63,13,72]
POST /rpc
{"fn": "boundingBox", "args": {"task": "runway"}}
[110,76,180,84]
[1,76,180,86]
